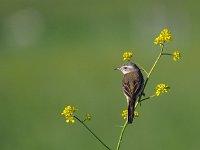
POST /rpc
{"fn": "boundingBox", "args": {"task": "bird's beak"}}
[114,67,120,70]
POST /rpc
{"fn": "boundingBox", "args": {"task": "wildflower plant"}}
[121,109,128,120]
[155,84,170,96]
[173,50,181,61]
[154,28,172,45]
[122,52,133,61]
[61,105,76,123]
[61,28,181,150]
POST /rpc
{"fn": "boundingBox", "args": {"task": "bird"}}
[115,62,144,124]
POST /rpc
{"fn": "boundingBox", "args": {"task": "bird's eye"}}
[124,67,127,69]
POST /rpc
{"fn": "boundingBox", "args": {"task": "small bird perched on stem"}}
[115,62,144,124]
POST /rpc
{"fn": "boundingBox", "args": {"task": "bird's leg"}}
[138,92,145,106]
[142,92,145,97]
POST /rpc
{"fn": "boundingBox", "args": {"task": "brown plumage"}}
[122,64,144,123]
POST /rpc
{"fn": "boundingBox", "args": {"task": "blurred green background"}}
[0,0,199,150]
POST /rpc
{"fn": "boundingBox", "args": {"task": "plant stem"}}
[136,63,148,76]
[162,53,172,56]
[116,120,128,150]
[140,95,156,102]
[135,95,156,109]
[148,45,164,78]
[138,45,164,103]
[74,116,111,150]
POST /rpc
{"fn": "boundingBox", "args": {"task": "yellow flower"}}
[161,28,172,42]
[154,28,172,46]
[123,52,133,61]
[121,109,128,120]
[154,34,164,46]
[61,105,77,123]
[173,50,181,61]
[121,109,139,120]
[155,84,170,96]
[66,116,75,123]
[134,111,139,117]
[85,114,92,121]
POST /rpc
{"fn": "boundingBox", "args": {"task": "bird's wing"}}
[122,75,142,99]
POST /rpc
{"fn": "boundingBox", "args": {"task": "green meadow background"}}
[0,0,199,150]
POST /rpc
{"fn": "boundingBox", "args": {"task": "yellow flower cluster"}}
[121,109,128,119]
[154,28,172,46]
[61,105,77,123]
[123,52,133,61]
[85,114,92,121]
[173,50,181,61]
[134,111,139,117]
[121,109,139,120]
[155,84,170,96]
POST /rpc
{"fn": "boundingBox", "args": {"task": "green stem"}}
[136,63,148,76]
[140,95,156,102]
[138,45,164,103]
[116,120,128,150]
[162,53,172,56]
[74,116,111,150]
[148,45,164,78]
[135,95,156,109]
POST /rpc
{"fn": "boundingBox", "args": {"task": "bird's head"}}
[115,62,139,74]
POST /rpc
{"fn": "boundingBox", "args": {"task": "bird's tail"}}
[128,98,136,124]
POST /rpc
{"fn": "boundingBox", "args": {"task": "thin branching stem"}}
[74,116,111,150]
[138,45,164,103]
[140,95,156,102]
[135,95,156,109]
[162,53,172,56]
[136,63,148,76]
[116,120,128,150]
[148,45,164,78]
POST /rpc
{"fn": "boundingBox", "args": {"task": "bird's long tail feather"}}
[128,99,136,124]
